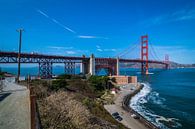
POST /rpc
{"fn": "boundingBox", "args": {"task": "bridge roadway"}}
[0,51,167,65]
[0,51,168,77]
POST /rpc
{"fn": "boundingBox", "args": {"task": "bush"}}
[88,76,110,92]
[56,74,71,79]
[50,79,67,91]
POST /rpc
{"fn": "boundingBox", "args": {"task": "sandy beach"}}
[104,83,151,129]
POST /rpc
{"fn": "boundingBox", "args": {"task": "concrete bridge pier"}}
[116,57,120,76]
[89,54,95,75]
[80,62,84,74]
[80,55,89,74]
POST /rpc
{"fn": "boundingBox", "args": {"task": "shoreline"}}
[122,83,159,129]
[104,83,159,129]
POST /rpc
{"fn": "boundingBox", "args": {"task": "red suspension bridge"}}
[0,35,169,78]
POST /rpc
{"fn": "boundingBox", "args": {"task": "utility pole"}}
[17,28,24,83]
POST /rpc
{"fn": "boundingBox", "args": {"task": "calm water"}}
[1,67,195,129]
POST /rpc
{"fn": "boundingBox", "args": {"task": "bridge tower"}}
[165,54,169,69]
[141,35,149,74]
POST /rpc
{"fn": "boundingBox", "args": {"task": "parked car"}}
[116,116,123,121]
[112,112,119,117]
[131,114,140,119]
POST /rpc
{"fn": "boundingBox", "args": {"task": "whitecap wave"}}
[147,91,166,105]
[129,83,182,129]
[130,83,151,106]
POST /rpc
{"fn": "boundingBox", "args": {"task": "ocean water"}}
[1,66,195,129]
[127,69,195,129]
[0,66,80,76]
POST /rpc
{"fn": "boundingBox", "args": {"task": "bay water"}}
[1,66,195,129]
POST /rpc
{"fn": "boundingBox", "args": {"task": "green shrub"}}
[88,76,110,92]
[50,79,67,91]
[56,74,71,79]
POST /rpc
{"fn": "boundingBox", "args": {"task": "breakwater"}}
[122,84,159,129]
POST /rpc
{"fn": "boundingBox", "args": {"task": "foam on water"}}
[129,83,182,129]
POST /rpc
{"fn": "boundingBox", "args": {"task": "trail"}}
[0,77,30,129]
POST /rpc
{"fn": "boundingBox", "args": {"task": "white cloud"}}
[78,35,98,39]
[47,46,73,50]
[78,35,108,39]
[97,48,103,52]
[104,49,117,52]
[96,46,117,52]
[142,8,195,26]
[45,46,89,56]
[65,51,76,54]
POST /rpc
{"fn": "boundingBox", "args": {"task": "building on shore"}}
[109,75,137,85]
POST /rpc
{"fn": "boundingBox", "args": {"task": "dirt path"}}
[0,77,30,129]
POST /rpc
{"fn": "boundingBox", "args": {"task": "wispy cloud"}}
[65,51,76,54]
[151,45,195,64]
[97,48,103,52]
[46,46,89,55]
[96,45,100,48]
[104,49,116,52]
[142,8,195,26]
[37,9,49,18]
[96,45,117,52]
[47,46,73,50]
[36,9,76,34]
[78,35,108,39]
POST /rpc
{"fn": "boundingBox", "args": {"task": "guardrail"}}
[28,77,42,129]
[122,84,159,129]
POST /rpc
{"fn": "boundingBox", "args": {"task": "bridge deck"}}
[0,51,167,65]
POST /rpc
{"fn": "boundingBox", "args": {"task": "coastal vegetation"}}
[23,74,127,129]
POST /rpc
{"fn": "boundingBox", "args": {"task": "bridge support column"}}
[116,57,120,76]
[141,35,149,74]
[64,61,75,75]
[89,54,95,75]
[80,63,84,74]
[39,62,52,79]
[80,55,89,74]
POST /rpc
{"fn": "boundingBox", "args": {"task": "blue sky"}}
[0,0,195,64]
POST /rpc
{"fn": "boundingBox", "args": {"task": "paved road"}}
[0,77,30,129]
[104,83,149,129]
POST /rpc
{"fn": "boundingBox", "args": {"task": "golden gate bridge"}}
[0,35,169,79]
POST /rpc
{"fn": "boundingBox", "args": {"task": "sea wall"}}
[122,84,159,129]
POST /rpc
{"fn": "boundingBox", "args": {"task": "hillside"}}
[21,75,127,129]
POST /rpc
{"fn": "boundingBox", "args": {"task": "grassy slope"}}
[26,75,127,129]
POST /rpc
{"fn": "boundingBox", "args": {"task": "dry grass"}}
[23,78,127,129]
[38,91,119,129]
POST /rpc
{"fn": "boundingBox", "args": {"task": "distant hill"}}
[169,61,195,68]
[120,61,195,69]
